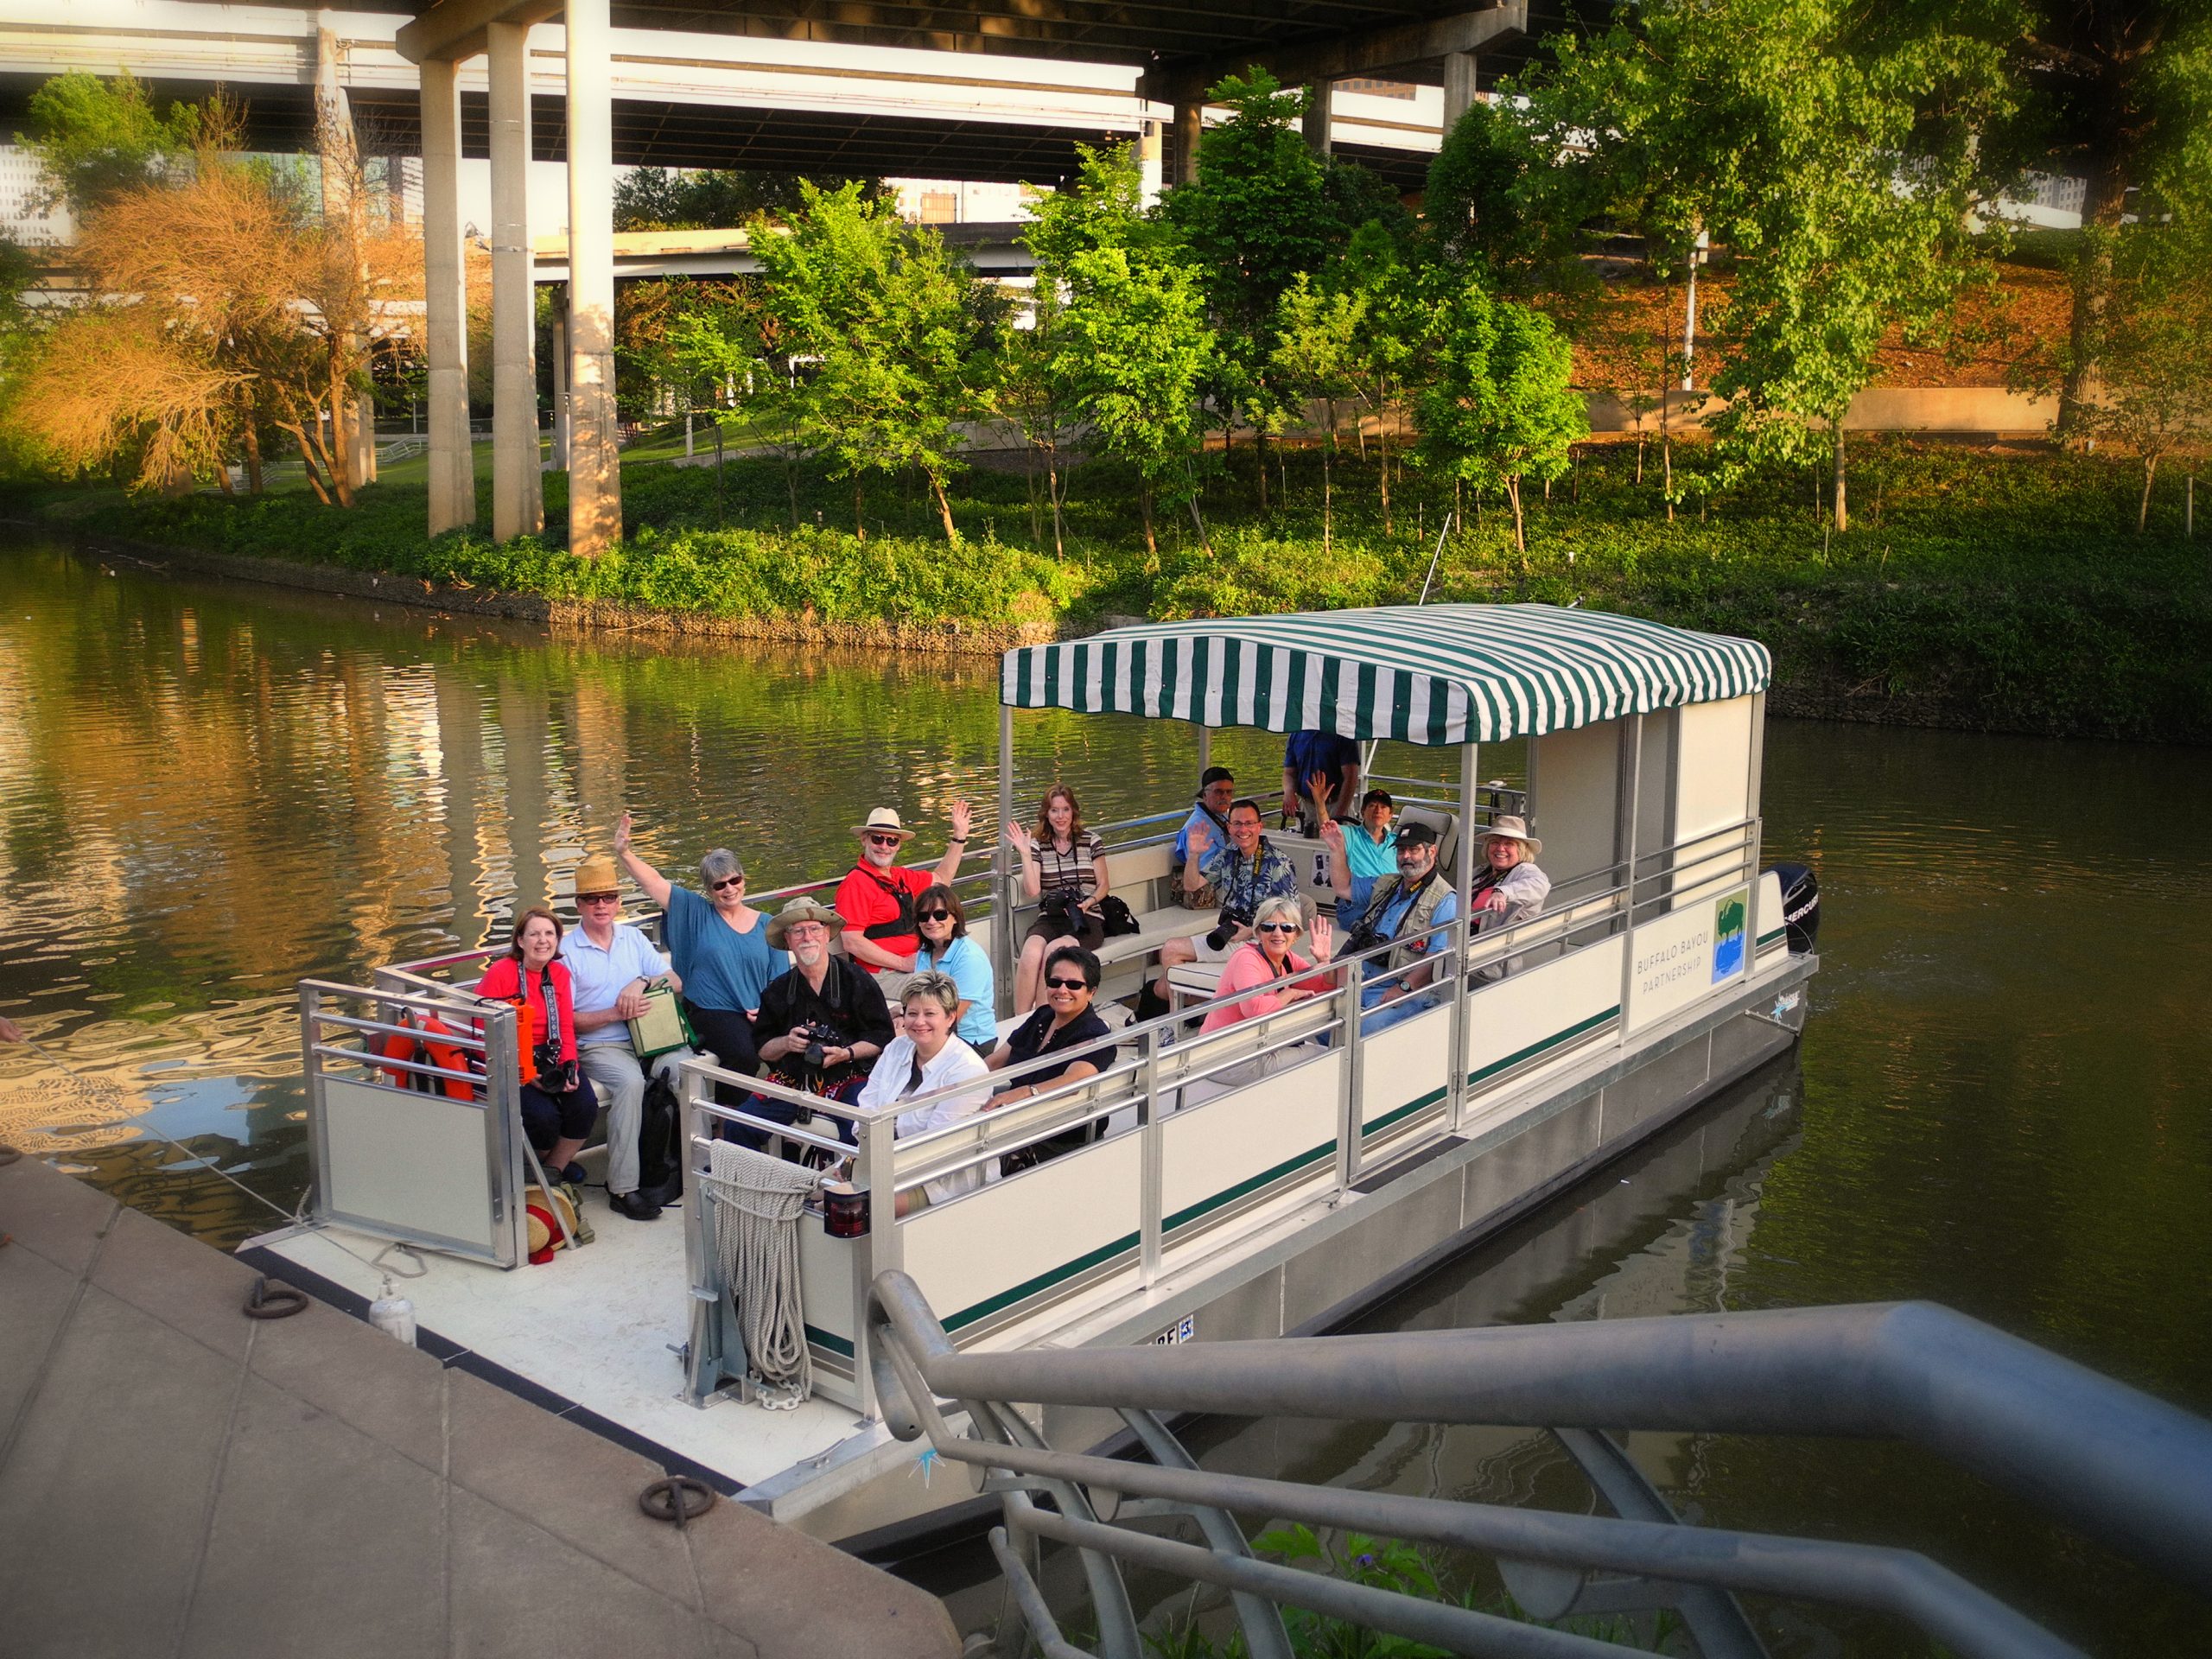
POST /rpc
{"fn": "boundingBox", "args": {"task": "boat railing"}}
[865,1270,2212,1659]
[671,809,1789,1404]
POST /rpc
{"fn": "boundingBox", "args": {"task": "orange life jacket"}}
[375,1015,474,1100]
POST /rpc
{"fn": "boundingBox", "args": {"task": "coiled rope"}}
[703,1141,818,1409]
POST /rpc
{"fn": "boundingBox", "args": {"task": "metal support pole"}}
[1139,1027,1163,1287]
[1617,715,1644,1045]
[419,53,474,533]
[486,18,543,541]
[564,0,622,556]
[994,702,1017,1017]
[1302,80,1333,157]
[1333,971,1363,1195]
[1446,741,1478,1130]
[678,1061,722,1405]
[1744,691,1766,959]
[1441,51,1478,131]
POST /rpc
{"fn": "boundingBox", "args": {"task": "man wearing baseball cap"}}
[1319,816,1459,1034]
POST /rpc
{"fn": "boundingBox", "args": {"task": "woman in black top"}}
[986,945,1115,1169]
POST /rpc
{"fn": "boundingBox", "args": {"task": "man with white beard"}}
[747,897,895,1148]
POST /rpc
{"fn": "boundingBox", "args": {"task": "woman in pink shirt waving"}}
[1199,894,1337,1046]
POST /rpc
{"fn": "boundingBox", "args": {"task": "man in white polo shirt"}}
[561,854,697,1220]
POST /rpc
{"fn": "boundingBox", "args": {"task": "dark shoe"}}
[607,1190,663,1222]
[637,1178,683,1209]
[1134,982,1171,1025]
[555,1162,588,1187]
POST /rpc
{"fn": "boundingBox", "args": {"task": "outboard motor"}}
[1767,862,1821,953]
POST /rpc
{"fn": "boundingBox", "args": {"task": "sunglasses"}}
[1045,976,1090,992]
[1255,921,1299,933]
[917,908,952,921]
[867,833,903,849]
[578,891,620,905]
[709,875,745,891]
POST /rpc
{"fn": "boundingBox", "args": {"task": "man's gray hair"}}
[699,848,743,887]
[901,971,963,1016]
[1251,893,1310,931]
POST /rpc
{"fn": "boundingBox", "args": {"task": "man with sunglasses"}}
[1320,817,1459,1033]
[835,800,975,988]
[560,853,696,1219]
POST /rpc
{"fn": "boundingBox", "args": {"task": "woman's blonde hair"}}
[1251,893,1309,932]
[902,970,963,1018]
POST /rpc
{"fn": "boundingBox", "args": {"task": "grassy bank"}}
[10,435,2209,741]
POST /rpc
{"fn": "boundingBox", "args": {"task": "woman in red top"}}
[476,907,598,1184]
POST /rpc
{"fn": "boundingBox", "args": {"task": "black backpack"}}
[637,1071,683,1194]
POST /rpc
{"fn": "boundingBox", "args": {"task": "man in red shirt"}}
[836,801,974,976]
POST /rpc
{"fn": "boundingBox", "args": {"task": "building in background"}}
[0,145,73,245]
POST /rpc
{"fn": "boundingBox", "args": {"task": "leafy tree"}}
[612,167,886,231]
[624,277,766,522]
[1423,96,1604,325]
[24,71,199,215]
[1984,3,2212,435]
[1161,69,1340,510]
[6,99,416,503]
[1414,281,1587,555]
[2084,212,2212,530]
[749,182,992,541]
[1531,0,2012,531]
[1271,274,1360,551]
[1008,142,1156,556]
[1055,239,1216,559]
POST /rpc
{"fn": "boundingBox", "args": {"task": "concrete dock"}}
[0,1153,961,1659]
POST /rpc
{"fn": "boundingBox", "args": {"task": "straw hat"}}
[572,854,620,898]
[765,895,847,950]
[850,806,916,842]
[1482,815,1542,856]
[524,1183,581,1264]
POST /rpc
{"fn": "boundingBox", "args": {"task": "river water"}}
[3,540,2208,1653]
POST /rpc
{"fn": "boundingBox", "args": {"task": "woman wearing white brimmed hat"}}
[1468,817,1551,975]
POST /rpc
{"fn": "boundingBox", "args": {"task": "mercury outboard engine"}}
[1767,862,1821,953]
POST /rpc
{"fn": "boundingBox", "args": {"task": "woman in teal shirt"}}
[615,813,786,1074]
[912,884,998,1050]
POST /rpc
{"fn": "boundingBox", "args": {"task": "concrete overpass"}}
[5,1,1567,554]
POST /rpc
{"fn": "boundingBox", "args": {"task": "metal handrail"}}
[868,1273,2212,1659]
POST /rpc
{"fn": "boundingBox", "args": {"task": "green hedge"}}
[14,436,2209,741]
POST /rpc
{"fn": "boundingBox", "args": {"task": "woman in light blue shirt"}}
[912,884,998,1050]
[615,812,786,1075]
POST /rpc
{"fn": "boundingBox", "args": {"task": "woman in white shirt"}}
[857,971,992,1212]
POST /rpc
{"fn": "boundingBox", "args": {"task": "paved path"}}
[0,1153,960,1659]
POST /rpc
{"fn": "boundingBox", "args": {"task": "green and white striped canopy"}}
[1001,604,1770,746]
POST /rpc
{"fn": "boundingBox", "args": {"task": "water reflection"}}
[4,537,2209,1650]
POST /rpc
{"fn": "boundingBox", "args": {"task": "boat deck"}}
[244,1168,864,1494]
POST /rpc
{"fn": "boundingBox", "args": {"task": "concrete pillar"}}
[420,56,474,531]
[550,296,570,470]
[1442,51,1479,134]
[487,18,543,542]
[1173,99,1202,187]
[564,0,621,556]
[315,21,375,490]
[1137,118,1163,207]
[1303,80,1333,158]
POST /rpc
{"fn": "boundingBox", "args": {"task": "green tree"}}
[612,167,884,231]
[1162,69,1341,510]
[1056,239,1216,559]
[1984,3,2212,436]
[1272,273,1359,551]
[750,182,993,542]
[1533,0,2012,531]
[2087,212,2212,531]
[1008,142,1157,556]
[1414,281,1587,556]
[626,277,766,523]
[25,71,199,215]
